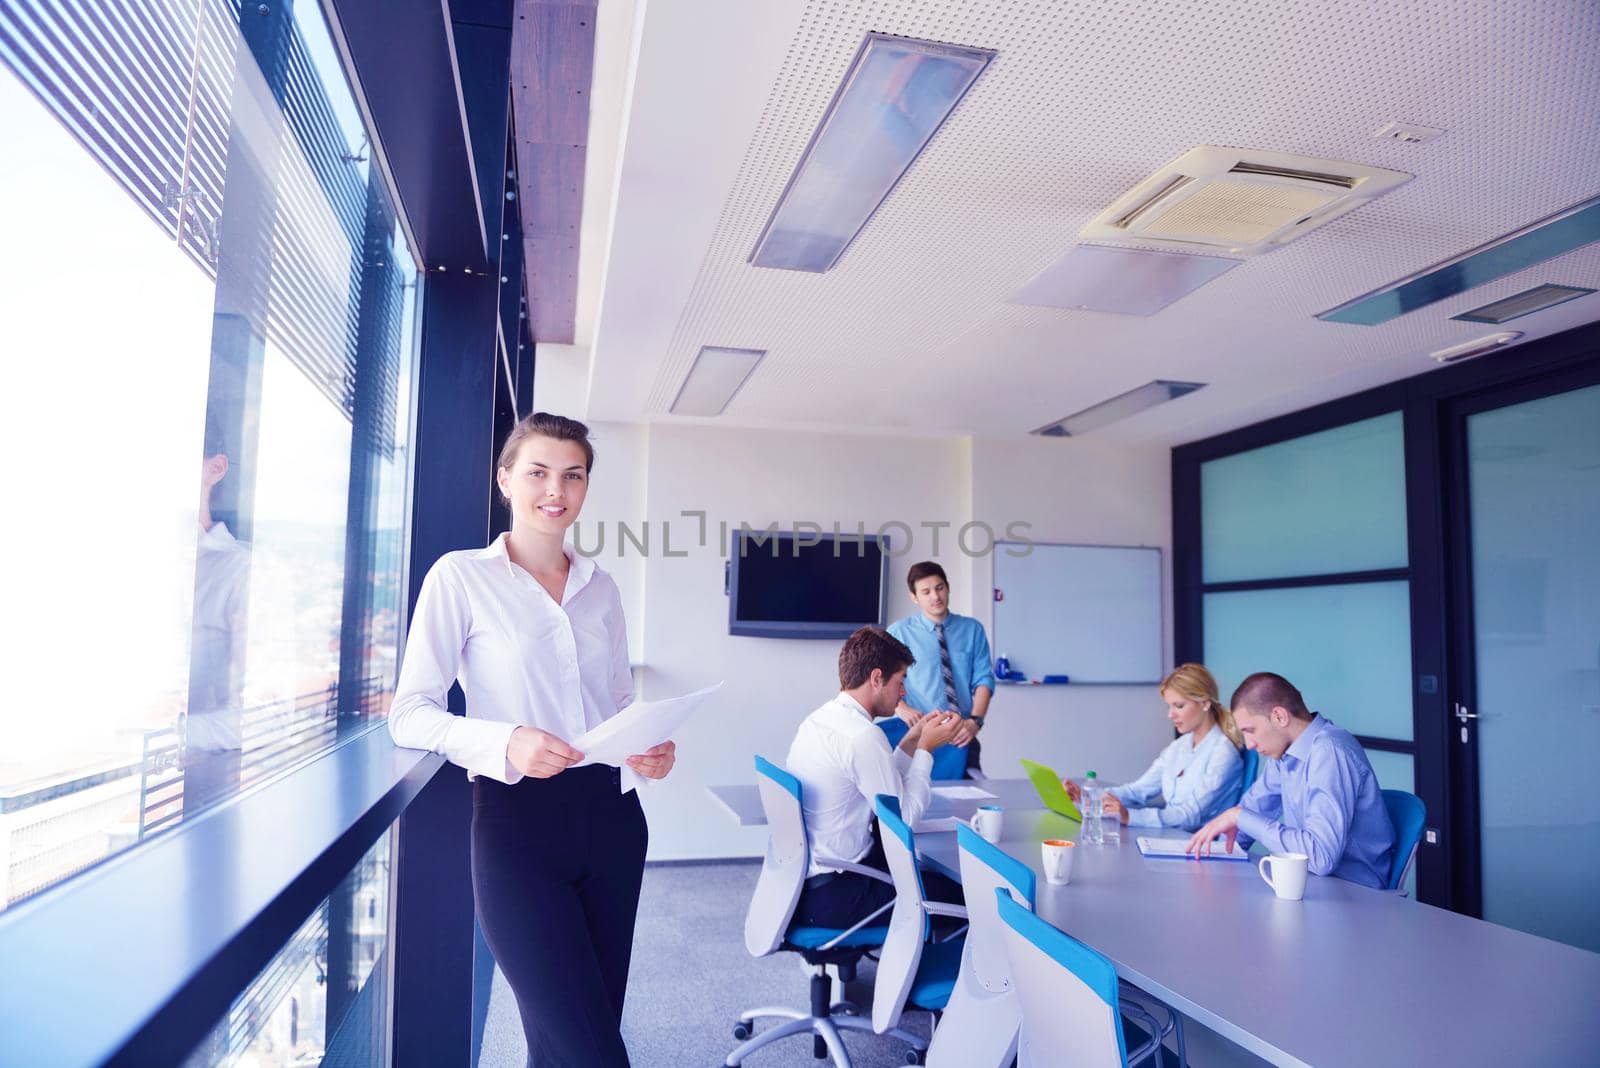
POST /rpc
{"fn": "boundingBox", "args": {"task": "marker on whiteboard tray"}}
[1042,674,1071,685]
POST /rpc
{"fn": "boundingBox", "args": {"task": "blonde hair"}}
[1160,663,1244,749]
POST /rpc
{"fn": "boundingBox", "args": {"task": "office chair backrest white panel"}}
[745,756,808,957]
[925,824,1035,1068]
[955,823,1035,992]
[872,795,929,1035]
[998,889,1127,1068]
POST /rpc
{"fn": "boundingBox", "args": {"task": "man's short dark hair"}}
[1230,672,1312,720]
[838,627,915,690]
[906,561,948,593]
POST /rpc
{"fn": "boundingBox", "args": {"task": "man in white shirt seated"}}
[785,626,964,931]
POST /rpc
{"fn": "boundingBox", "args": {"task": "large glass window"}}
[1196,412,1415,785]
[183,829,395,1066]
[0,0,419,908]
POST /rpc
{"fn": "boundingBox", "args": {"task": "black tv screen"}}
[728,531,888,638]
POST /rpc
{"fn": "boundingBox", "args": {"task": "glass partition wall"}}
[1198,413,1418,792]
[1176,339,1600,943]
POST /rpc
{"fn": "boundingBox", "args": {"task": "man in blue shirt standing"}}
[1187,672,1396,888]
[887,561,995,779]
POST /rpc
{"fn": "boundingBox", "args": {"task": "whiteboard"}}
[991,543,1163,685]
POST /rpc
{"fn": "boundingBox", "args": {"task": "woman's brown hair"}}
[496,413,595,501]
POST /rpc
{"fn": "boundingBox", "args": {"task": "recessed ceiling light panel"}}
[1009,244,1240,316]
[1319,194,1600,325]
[670,347,766,416]
[1081,146,1411,256]
[1452,283,1595,324]
[1033,380,1206,437]
[748,33,994,273]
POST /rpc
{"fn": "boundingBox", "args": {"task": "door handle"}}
[1454,702,1478,722]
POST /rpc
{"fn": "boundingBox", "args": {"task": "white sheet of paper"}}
[1136,835,1249,861]
[912,816,963,834]
[573,682,722,792]
[930,784,998,801]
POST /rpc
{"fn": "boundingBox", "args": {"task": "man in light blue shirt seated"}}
[1187,672,1395,889]
[886,561,995,779]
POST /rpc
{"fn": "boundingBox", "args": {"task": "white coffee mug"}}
[970,805,1003,843]
[1258,852,1309,901]
[1041,838,1075,885]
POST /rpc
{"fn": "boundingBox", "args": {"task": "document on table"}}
[1136,835,1250,861]
[913,816,964,834]
[930,784,998,801]
[574,682,722,792]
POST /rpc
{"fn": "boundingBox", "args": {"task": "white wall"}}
[571,421,1176,860]
[964,436,1177,791]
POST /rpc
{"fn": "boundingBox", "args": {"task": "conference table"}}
[708,777,1600,1067]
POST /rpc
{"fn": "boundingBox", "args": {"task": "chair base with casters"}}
[726,942,932,1067]
[737,757,934,1066]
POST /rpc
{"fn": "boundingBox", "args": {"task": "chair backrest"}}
[1382,789,1426,892]
[1239,748,1260,797]
[872,794,931,1034]
[877,717,911,750]
[744,756,810,956]
[995,888,1128,1068]
[955,822,1036,994]
[877,719,968,780]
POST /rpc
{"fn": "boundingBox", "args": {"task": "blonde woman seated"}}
[1066,664,1244,831]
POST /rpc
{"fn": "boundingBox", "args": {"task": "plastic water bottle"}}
[1082,771,1104,844]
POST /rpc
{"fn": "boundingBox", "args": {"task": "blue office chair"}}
[876,718,969,780]
[877,717,911,751]
[924,823,1037,1068]
[995,888,1173,1068]
[870,796,969,1062]
[1382,789,1426,895]
[728,757,916,1067]
[1238,748,1260,799]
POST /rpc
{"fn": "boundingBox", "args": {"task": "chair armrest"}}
[812,857,895,884]
[923,901,968,920]
[818,899,895,951]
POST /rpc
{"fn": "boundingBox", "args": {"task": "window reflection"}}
[0,0,418,908]
[183,830,395,1067]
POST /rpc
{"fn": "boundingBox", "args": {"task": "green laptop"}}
[1019,758,1083,822]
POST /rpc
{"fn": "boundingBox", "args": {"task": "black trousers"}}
[472,765,648,1067]
[966,736,983,776]
[791,830,964,931]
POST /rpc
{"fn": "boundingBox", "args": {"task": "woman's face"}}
[1162,687,1212,735]
[497,434,589,536]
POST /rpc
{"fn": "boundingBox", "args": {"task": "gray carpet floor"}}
[478,860,1261,1068]
[478,860,934,1067]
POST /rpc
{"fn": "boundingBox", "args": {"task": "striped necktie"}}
[935,622,960,713]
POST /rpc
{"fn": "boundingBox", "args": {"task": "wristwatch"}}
[971,716,985,732]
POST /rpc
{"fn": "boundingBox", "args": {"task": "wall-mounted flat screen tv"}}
[727,530,888,638]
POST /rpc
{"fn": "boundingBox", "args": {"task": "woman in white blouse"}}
[1068,663,1243,832]
[389,413,673,1067]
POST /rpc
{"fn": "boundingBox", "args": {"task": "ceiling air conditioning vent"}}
[1082,147,1411,256]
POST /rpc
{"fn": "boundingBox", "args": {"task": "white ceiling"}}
[581,0,1600,446]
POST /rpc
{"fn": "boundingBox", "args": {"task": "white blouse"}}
[1109,724,1243,831]
[388,534,632,784]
